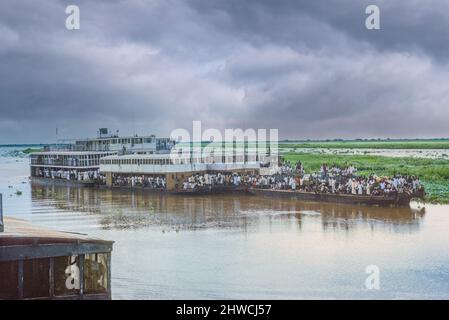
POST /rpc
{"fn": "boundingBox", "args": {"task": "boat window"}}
[54,255,80,296]
[0,261,18,299]
[23,258,50,299]
[84,253,109,294]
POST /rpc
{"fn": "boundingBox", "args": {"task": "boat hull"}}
[248,188,413,206]
[31,176,98,187]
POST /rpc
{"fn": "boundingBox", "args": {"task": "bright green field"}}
[282,152,449,203]
[280,139,449,149]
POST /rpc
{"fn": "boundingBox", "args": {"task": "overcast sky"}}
[1,0,449,143]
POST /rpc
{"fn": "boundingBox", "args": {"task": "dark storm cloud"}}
[0,0,449,143]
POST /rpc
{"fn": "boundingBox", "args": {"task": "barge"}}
[170,185,421,207]
[248,188,423,206]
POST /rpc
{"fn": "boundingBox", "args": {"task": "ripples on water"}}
[1,148,449,299]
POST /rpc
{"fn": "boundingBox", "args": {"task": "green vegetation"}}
[22,147,42,154]
[282,152,449,203]
[280,139,449,149]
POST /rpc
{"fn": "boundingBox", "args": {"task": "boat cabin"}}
[99,151,274,190]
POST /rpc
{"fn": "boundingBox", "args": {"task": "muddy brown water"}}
[1,154,449,299]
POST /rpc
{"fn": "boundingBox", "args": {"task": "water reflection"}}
[31,184,425,233]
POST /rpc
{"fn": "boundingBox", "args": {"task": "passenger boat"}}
[29,128,175,187]
[248,188,424,206]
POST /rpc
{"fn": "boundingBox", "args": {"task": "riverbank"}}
[282,152,449,204]
[280,139,449,149]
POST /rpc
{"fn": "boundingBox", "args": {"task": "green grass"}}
[280,139,449,149]
[282,152,449,203]
[22,147,42,154]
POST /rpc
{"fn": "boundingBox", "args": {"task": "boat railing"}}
[43,144,111,152]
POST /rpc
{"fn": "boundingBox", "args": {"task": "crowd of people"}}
[181,161,422,197]
[112,175,167,189]
[181,172,243,191]
[36,168,104,183]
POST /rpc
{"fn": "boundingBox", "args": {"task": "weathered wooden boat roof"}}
[0,217,112,246]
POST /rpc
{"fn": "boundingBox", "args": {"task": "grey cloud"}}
[0,0,449,143]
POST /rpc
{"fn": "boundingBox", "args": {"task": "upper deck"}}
[58,129,175,153]
[30,151,116,168]
[29,129,176,170]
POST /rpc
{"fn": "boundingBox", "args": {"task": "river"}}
[1,147,449,299]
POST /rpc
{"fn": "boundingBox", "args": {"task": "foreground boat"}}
[0,198,113,300]
[248,188,423,206]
